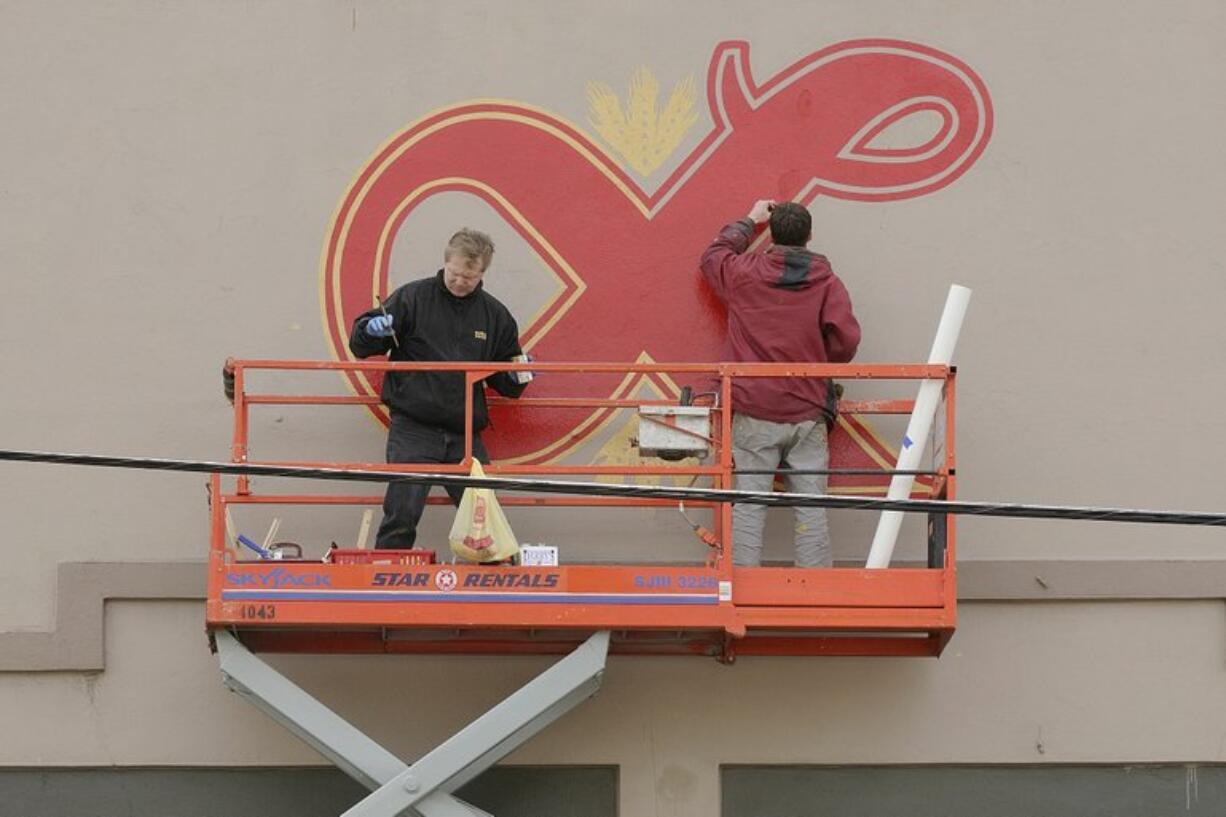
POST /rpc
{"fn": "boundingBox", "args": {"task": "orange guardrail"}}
[207,359,957,661]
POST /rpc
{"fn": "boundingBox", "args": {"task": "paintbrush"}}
[375,295,400,348]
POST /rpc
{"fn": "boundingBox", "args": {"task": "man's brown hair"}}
[445,228,495,270]
[768,203,812,247]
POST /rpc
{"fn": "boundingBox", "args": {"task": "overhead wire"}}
[1,448,1224,528]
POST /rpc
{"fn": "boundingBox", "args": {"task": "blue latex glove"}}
[365,314,395,338]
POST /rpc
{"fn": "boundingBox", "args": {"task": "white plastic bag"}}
[448,460,519,563]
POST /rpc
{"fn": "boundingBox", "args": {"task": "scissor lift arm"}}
[216,629,611,817]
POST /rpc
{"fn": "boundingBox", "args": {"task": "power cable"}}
[1,449,1224,528]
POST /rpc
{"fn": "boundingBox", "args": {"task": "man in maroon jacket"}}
[700,200,861,567]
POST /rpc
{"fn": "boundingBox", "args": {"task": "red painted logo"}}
[321,40,992,479]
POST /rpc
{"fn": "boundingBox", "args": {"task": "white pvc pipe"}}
[865,284,972,569]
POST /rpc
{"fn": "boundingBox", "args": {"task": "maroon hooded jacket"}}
[700,218,861,425]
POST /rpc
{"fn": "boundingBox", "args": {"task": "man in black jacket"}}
[349,228,530,550]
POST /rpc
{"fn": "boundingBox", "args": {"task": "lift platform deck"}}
[207,359,957,662]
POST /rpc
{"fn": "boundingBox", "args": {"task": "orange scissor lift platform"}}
[207,359,957,663]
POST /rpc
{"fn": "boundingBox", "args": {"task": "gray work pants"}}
[731,413,832,568]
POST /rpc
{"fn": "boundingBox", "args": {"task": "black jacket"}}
[349,271,527,432]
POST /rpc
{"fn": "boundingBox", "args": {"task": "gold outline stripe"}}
[370,177,586,351]
[329,107,652,349]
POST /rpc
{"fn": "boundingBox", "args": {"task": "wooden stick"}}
[355,508,374,550]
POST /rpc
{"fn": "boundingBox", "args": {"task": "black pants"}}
[375,412,489,550]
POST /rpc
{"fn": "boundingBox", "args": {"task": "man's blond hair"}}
[445,228,495,271]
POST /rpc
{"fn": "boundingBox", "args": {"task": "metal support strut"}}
[216,630,611,817]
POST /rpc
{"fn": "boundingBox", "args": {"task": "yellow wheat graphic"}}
[587,68,698,176]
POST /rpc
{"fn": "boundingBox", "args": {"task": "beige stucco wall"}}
[1,1,1225,813]
[2,598,1224,815]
